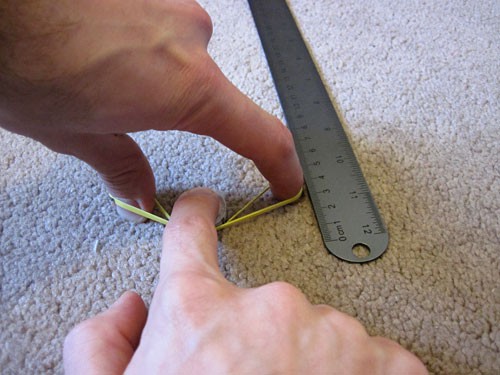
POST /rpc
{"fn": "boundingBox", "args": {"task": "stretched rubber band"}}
[110,186,303,230]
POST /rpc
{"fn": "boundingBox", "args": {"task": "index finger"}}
[177,57,304,200]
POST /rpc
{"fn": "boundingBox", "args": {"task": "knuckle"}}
[342,314,368,335]
[322,308,369,337]
[260,281,307,306]
[249,282,310,330]
[264,280,300,295]
[160,2,213,39]
[371,337,429,374]
[189,3,213,38]
[170,54,221,129]
[273,125,297,164]
[406,357,429,375]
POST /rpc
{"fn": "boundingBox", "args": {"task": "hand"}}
[0,0,303,218]
[64,188,428,374]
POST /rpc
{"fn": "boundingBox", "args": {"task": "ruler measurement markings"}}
[249,0,388,262]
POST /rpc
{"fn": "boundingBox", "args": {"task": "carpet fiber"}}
[1,1,499,373]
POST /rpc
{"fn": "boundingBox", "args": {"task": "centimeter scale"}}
[248,0,389,262]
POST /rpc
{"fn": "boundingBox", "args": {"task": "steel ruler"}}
[248,0,389,262]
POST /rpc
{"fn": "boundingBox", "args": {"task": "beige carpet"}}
[1,0,499,373]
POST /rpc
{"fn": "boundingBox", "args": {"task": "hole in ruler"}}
[352,244,370,259]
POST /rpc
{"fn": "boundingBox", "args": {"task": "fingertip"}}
[269,177,305,201]
[63,291,148,375]
[170,187,224,225]
[111,290,147,312]
[213,191,227,225]
[115,199,148,223]
[160,188,224,278]
[162,187,223,251]
[266,124,304,200]
[107,291,148,333]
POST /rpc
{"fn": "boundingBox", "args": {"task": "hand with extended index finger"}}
[0,0,303,220]
[64,189,428,375]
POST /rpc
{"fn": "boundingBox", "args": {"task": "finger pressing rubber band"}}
[110,186,303,230]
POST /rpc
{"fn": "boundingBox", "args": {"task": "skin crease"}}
[1,1,428,374]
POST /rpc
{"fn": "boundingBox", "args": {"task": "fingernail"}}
[115,199,147,223]
[180,188,227,225]
[214,191,227,225]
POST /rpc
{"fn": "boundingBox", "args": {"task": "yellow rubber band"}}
[155,198,170,220]
[110,186,303,230]
[226,186,270,223]
[111,197,168,225]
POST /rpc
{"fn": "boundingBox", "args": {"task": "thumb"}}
[64,291,148,375]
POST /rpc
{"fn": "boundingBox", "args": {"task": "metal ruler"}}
[248,0,389,262]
